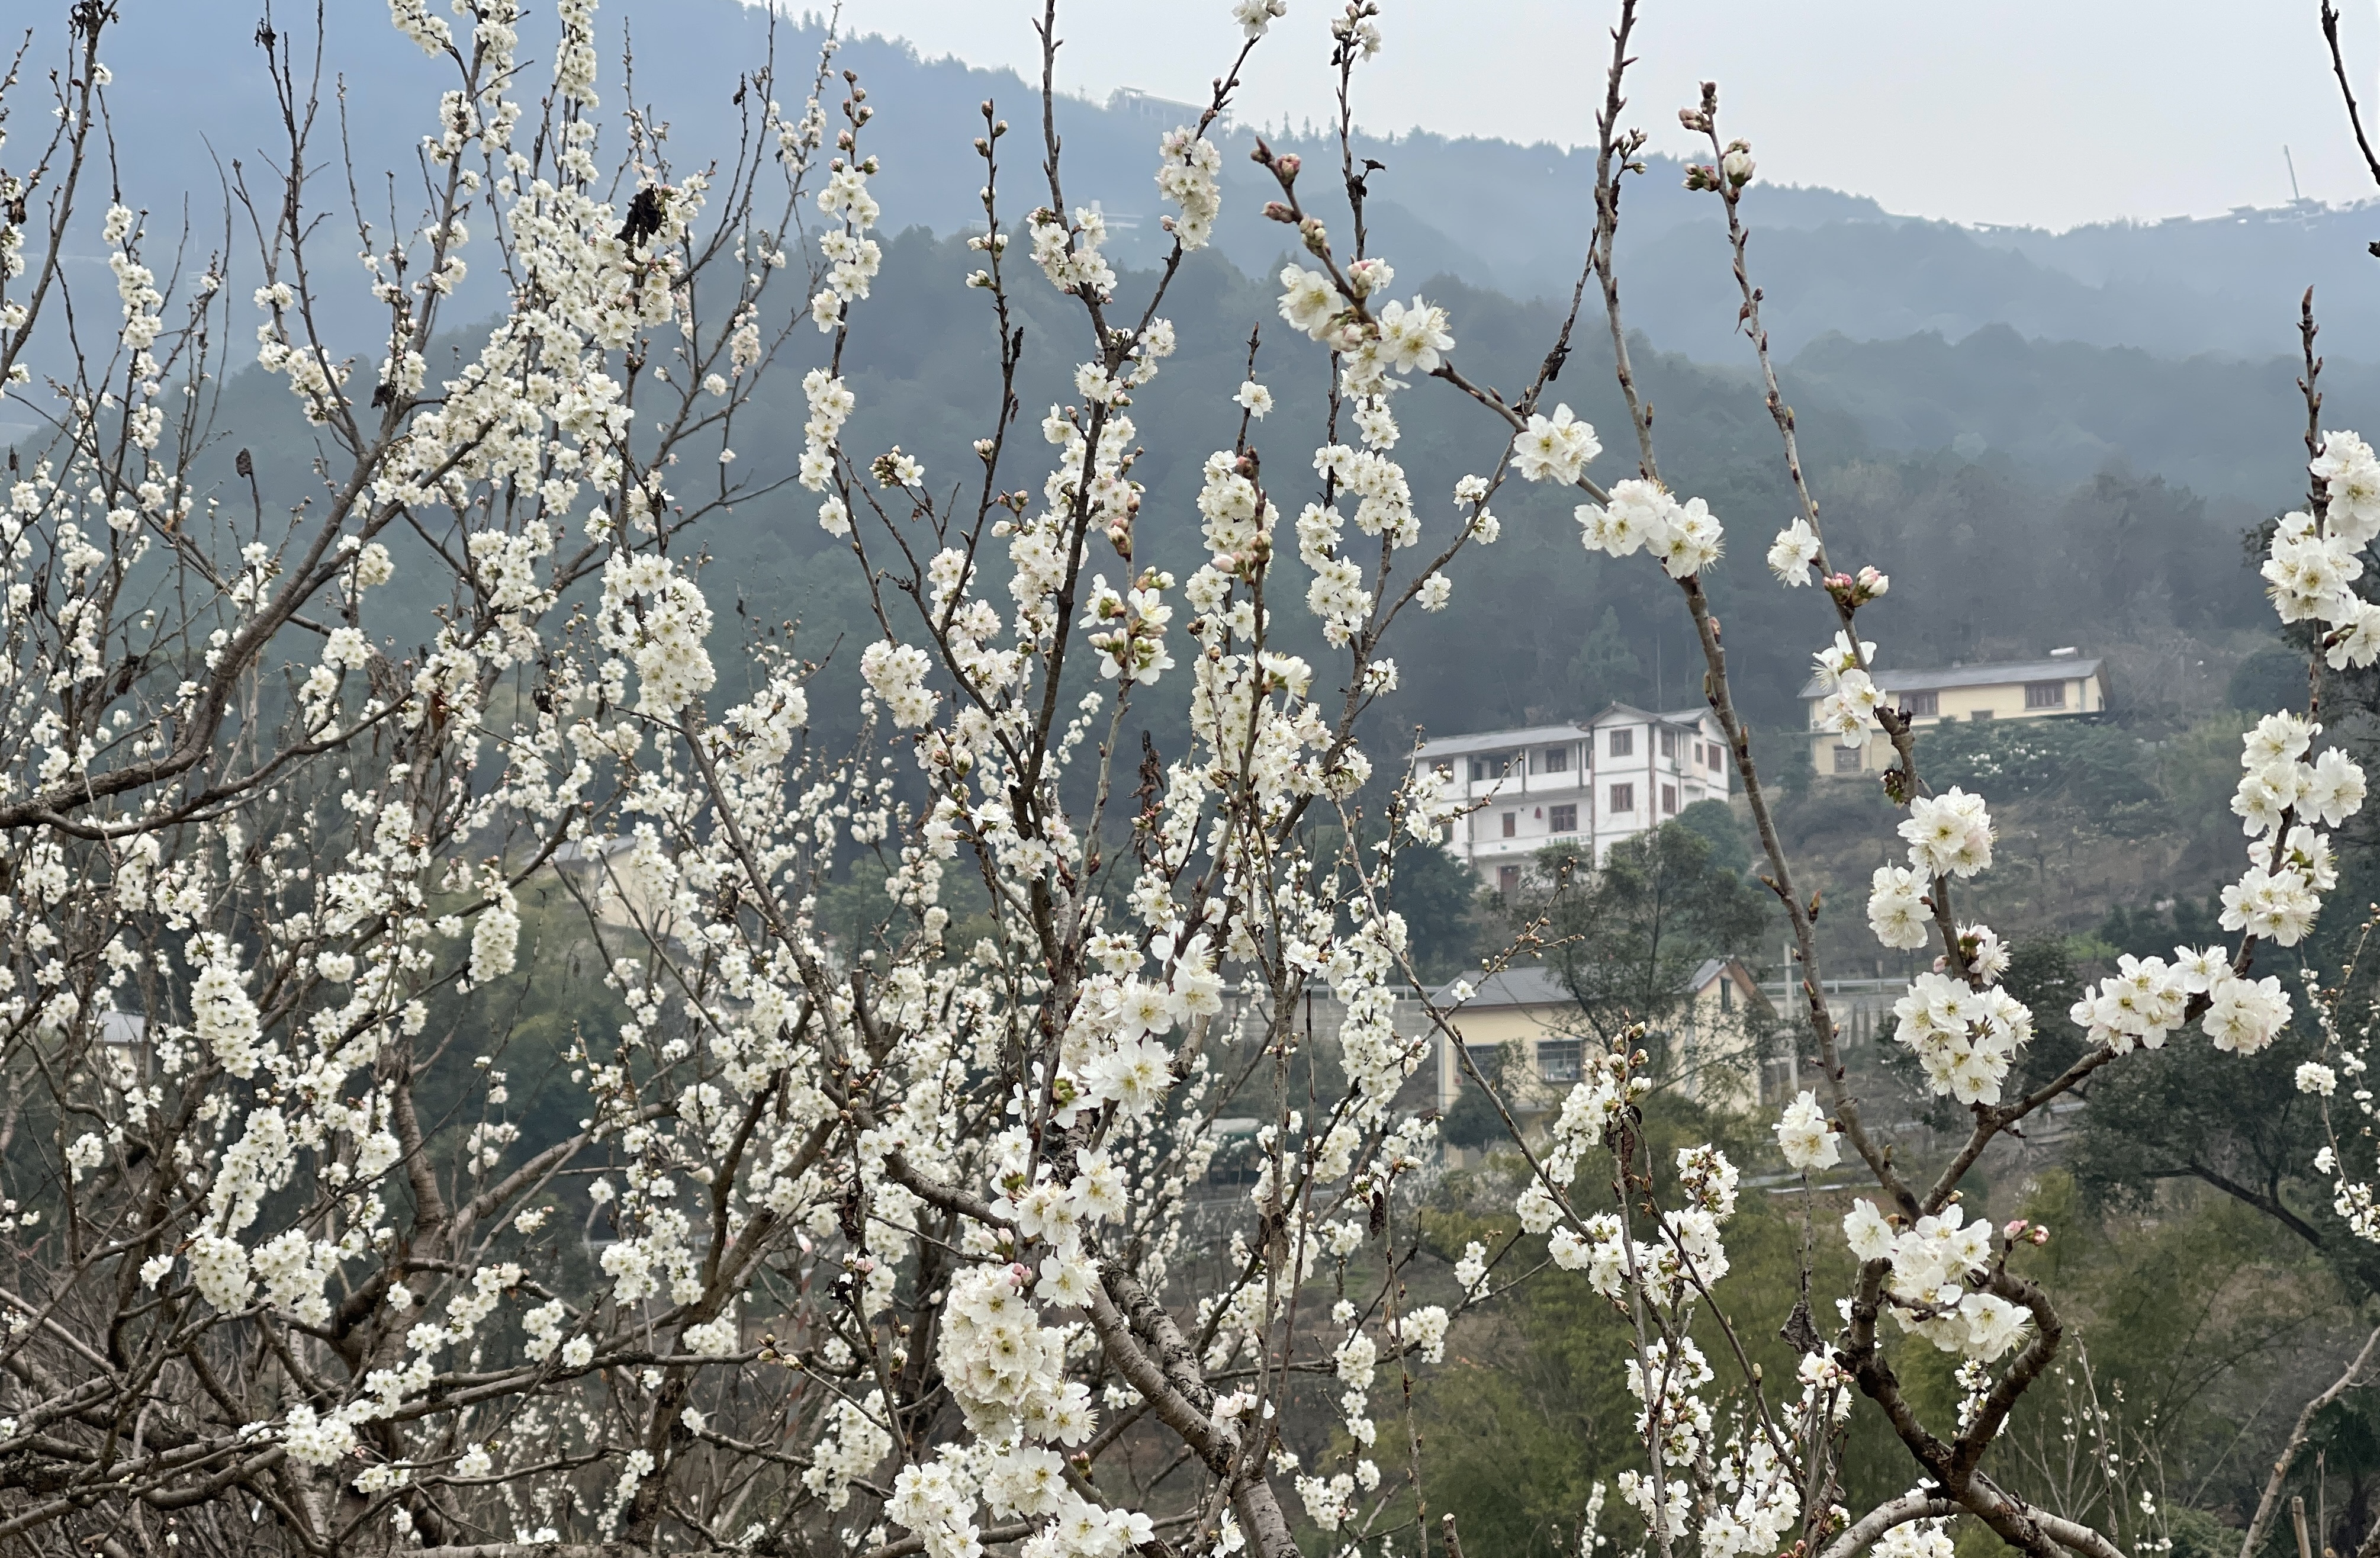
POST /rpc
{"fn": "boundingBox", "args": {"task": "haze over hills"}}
[41,0,2380,506]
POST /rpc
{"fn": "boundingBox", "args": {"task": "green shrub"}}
[1916,717,2157,814]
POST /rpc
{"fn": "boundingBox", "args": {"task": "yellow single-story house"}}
[1802,652,2108,779]
[1431,959,1776,1117]
[1670,957,1778,1115]
[1431,967,1581,1114]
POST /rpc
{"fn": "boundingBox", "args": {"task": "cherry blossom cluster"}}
[1841,1201,2034,1362]
[1155,127,1224,250]
[1774,1089,1839,1171]
[1612,1334,1804,1558]
[1577,478,1725,579]
[811,145,883,330]
[2269,429,2380,664]
[0,0,873,1547]
[1807,631,1887,745]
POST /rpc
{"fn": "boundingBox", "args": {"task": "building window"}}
[1659,728,1680,760]
[1539,745,1569,773]
[1906,689,1938,717]
[1496,865,1520,898]
[1719,976,1735,1014]
[1609,729,1633,758]
[1971,709,1994,722]
[1549,803,1578,833]
[1706,744,1723,773]
[2025,680,2066,709]
[1538,1039,1583,1082]
[1609,783,1635,813]
[1469,754,1510,781]
[1833,745,1863,774]
[1661,783,1678,814]
[1501,811,1517,838]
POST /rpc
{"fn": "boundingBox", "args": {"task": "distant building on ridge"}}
[1798,650,2109,779]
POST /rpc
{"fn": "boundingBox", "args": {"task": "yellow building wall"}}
[1435,978,1770,1116]
[1807,673,2106,777]
[1435,1004,1583,1112]
[1672,978,1764,1114]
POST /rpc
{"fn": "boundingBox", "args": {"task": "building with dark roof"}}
[1799,652,2108,779]
[1409,702,1733,889]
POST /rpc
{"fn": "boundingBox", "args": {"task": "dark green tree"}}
[2232,643,2313,714]
[1390,838,1488,983]
[1674,796,1753,875]
[1566,605,1646,714]
[1439,1042,1515,1152]
[2066,985,2380,1299]
[1515,823,1773,1066]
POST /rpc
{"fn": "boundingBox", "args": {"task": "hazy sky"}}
[825,0,2380,232]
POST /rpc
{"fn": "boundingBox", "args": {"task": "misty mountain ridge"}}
[60,0,2380,360]
[756,15,2380,367]
[27,0,2380,506]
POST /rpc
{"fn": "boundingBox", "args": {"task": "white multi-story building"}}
[1410,703,1733,892]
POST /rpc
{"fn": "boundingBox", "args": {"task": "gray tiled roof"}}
[1432,958,1755,1013]
[1411,703,1717,761]
[1429,966,1573,1008]
[1411,723,1589,760]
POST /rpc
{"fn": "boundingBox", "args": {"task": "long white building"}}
[1410,703,1733,891]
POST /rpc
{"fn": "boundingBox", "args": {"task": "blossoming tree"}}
[0,2,2375,1558]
